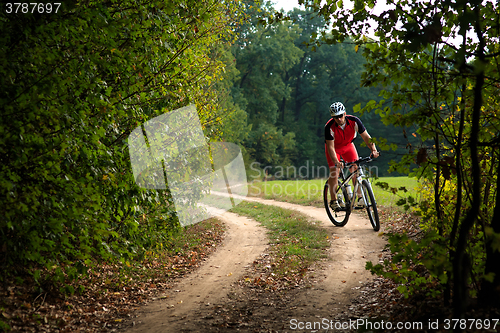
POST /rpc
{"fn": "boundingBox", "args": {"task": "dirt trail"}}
[124,196,386,332]
[234,196,387,323]
[125,210,267,333]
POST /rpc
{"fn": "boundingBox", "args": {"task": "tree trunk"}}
[431,42,443,236]
[448,11,468,306]
[294,54,307,121]
[434,133,443,235]
[478,157,500,306]
[452,7,485,319]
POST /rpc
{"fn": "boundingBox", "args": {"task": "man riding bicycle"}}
[325,102,379,211]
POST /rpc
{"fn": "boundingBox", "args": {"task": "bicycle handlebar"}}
[343,153,379,168]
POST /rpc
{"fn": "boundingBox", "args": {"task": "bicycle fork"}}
[350,176,369,212]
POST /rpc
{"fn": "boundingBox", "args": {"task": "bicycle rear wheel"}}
[324,179,350,226]
[361,179,380,231]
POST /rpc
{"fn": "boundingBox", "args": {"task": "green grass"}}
[230,201,329,284]
[248,176,420,211]
[248,179,325,207]
[370,176,421,210]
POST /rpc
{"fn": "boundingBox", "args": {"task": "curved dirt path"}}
[231,195,387,325]
[124,210,268,333]
[124,196,386,332]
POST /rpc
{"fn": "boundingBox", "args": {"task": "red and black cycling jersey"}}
[324,115,366,148]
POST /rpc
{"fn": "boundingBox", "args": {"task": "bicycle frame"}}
[324,155,379,230]
[337,159,372,212]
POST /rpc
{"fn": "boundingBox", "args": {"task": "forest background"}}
[221,1,408,180]
[1,0,500,327]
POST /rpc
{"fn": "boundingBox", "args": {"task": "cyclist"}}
[325,102,379,211]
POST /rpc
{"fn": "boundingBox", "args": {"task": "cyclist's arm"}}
[326,140,342,167]
[359,131,379,158]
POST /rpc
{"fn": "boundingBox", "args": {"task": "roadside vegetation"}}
[0,219,225,332]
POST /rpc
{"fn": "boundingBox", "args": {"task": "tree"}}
[230,0,303,172]
[0,0,238,287]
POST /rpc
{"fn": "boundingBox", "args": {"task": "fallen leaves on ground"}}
[238,242,327,292]
[0,219,225,332]
[340,208,500,331]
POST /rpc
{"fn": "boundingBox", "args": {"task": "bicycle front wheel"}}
[324,179,350,227]
[361,179,380,231]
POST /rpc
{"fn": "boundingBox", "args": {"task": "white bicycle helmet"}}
[329,102,346,117]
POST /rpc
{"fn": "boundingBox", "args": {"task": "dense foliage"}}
[308,0,500,315]
[0,0,237,289]
[223,0,411,179]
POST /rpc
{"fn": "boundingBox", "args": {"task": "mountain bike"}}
[323,156,380,231]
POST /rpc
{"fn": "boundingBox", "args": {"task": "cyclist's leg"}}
[343,143,362,196]
[325,145,340,201]
[352,165,363,197]
[328,166,340,200]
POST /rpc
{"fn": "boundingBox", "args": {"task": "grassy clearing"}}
[370,177,421,210]
[230,201,329,288]
[248,179,325,207]
[248,176,420,212]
